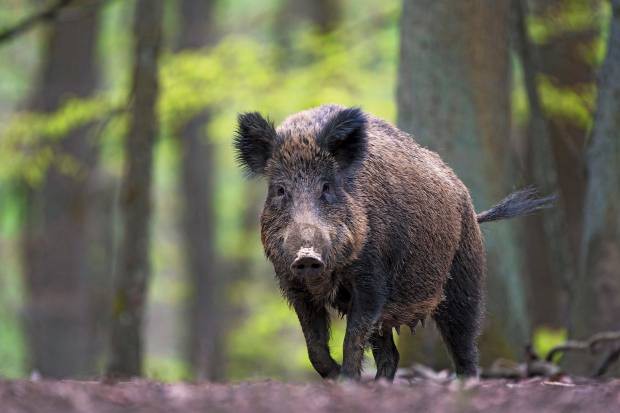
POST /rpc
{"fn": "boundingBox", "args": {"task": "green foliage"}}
[527,0,606,44]
[511,54,529,127]
[524,0,608,132]
[0,183,26,236]
[0,95,120,185]
[144,356,192,382]
[0,235,26,378]
[538,75,596,129]
[533,327,567,362]
[0,315,26,379]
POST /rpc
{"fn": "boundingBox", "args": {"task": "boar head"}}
[234,106,369,298]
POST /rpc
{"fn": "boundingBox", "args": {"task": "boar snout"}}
[291,247,325,278]
[285,222,330,277]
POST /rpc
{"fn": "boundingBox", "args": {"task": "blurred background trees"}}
[0,0,618,381]
[20,0,104,378]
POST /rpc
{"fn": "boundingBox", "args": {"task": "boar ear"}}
[234,112,278,176]
[317,107,367,172]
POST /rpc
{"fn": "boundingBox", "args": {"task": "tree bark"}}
[106,0,163,378]
[569,0,620,376]
[21,1,100,378]
[397,0,528,368]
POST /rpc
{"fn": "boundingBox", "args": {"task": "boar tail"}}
[476,187,556,224]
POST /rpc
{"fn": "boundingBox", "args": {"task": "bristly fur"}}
[316,107,367,172]
[476,187,556,223]
[233,112,279,176]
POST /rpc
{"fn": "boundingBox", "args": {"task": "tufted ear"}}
[317,107,367,173]
[234,112,279,176]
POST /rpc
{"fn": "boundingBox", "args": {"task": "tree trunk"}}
[569,0,620,376]
[179,115,224,380]
[21,1,100,378]
[397,0,528,368]
[173,0,225,381]
[512,0,566,329]
[106,0,163,379]
[527,0,602,319]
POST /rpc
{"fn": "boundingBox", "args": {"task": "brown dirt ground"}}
[1,377,619,413]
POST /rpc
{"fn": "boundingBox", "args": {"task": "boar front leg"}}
[294,299,340,379]
[341,282,385,380]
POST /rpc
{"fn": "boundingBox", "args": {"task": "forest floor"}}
[1,375,620,413]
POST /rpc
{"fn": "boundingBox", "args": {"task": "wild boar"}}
[234,104,553,380]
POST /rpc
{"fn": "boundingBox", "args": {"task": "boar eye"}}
[320,182,334,203]
[276,185,286,197]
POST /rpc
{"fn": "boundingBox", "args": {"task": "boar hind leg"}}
[294,300,340,379]
[369,327,399,381]
[433,227,484,377]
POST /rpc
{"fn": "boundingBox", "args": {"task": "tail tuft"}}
[476,187,556,224]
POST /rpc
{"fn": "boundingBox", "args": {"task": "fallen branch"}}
[545,331,620,362]
[595,347,620,377]
[483,332,620,380]
[0,0,114,46]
